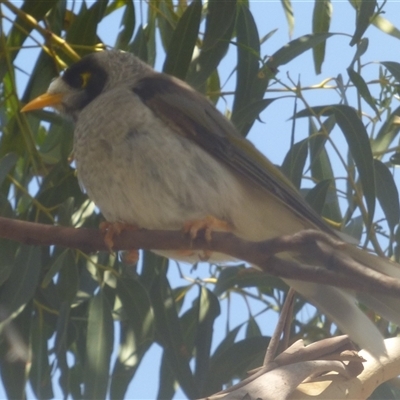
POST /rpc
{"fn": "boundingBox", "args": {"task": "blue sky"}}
[4,1,400,399]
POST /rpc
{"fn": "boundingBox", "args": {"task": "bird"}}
[21,49,400,355]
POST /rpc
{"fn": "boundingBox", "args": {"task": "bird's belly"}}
[75,124,243,232]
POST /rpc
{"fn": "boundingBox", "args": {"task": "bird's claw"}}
[183,215,232,242]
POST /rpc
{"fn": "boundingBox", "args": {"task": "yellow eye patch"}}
[80,72,91,88]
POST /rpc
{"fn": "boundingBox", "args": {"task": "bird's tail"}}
[286,245,400,356]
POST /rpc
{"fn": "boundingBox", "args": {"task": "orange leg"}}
[183,215,233,242]
[100,221,139,262]
[182,215,233,261]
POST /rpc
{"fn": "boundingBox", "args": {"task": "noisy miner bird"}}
[22,50,400,355]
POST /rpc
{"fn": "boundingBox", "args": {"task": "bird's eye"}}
[80,72,91,88]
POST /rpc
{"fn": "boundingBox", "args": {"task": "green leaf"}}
[129,25,148,63]
[0,303,32,400]
[312,0,332,74]
[370,381,400,399]
[186,0,236,88]
[372,106,400,155]
[350,0,377,46]
[29,315,54,399]
[246,316,262,338]
[232,4,260,114]
[267,33,336,70]
[373,160,399,233]
[347,67,379,114]
[371,15,400,41]
[214,266,287,297]
[115,0,136,50]
[231,5,262,135]
[46,0,67,36]
[232,98,278,134]
[57,251,79,304]
[2,0,54,80]
[280,0,294,38]
[296,105,375,229]
[150,272,198,399]
[22,52,58,106]
[110,322,145,399]
[203,0,236,51]
[308,117,342,222]
[207,336,270,392]
[66,0,109,55]
[158,351,177,400]
[163,0,202,80]
[0,239,17,286]
[0,245,41,320]
[116,274,154,344]
[349,37,369,67]
[54,302,71,399]
[344,215,364,242]
[281,139,309,189]
[0,153,17,187]
[381,61,400,83]
[195,287,220,395]
[332,105,375,229]
[305,179,332,215]
[83,290,114,399]
[41,249,69,288]
[156,1,177,51]
[207,69,221,104]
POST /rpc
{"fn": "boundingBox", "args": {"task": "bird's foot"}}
[100,221,139,261]
[183,215,232,242]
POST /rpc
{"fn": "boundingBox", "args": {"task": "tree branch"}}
[1,216,400,296]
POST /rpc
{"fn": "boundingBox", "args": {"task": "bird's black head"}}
[61,53,108,111]
[46,53,109,119]
[22,50,153,121]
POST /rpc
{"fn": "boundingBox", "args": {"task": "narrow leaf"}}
[296,105,375,228]
[232,98,278,134]
[129,25,148,63]
[381,61,400,83]
[312,0,332,74]
[0,245,41,320]
[207,337,270,392]
[332,105,375,229]
[281,139,309,189]
[157,1,177,51]
[280,0,294,38]
[231,4,260,123]
[115,0,135,50]
[308,116,342,222]
[83,290,114,399]
[150,273,198,399]
[110,322,144,399]
[347,67,379,114]
[305,179,332,215]
[372,15,400,40]
[117,275,154,344]
[0,153,17,187]
[373,160,400,233]
[202,0,237,50]
[195,288,220,395]
[267,33,336,70]
[187,0,236,87]
[349,38,369,68]
[29,315,53,399]
[350,0,377,46]
[372,105,400,155]
[163,0,202,80]
[66,0,109,54]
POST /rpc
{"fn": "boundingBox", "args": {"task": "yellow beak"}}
[21,93,64,112]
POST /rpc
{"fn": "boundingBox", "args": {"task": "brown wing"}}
[132,73,332,233]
